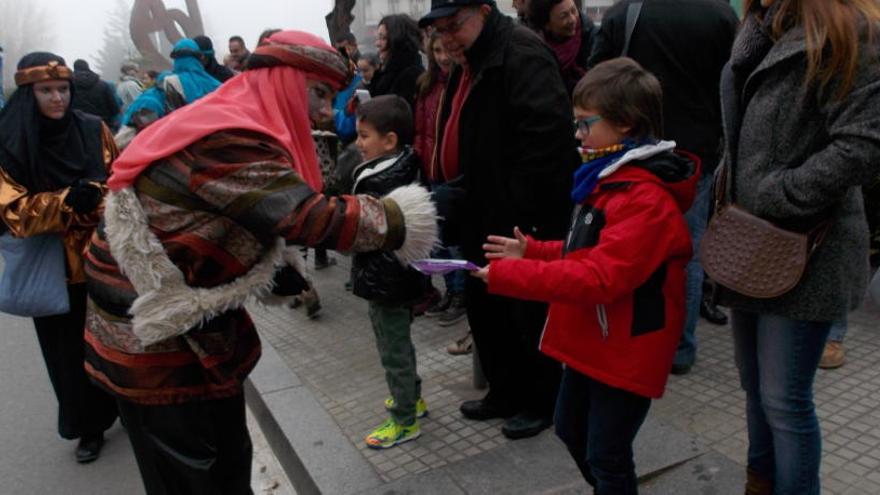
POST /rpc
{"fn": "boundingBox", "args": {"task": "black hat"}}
[418,0,495,28]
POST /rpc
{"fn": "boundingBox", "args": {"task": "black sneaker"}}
[424,291,452,317]
[438,294,467,327]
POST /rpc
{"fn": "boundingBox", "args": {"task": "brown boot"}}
[818,341,845,369]
[745,468,773,495]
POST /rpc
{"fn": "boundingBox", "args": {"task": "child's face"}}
[356,120,398,162]
[358,59,376,83]
[574,106,630,149]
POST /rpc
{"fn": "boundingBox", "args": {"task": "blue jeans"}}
[732,311,831,495]
[554,368,651,494]
[828,317,847,343]
[675,175,712,366]
[433,245,466,294]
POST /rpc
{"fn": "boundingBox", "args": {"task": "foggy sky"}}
[44,0,334,71]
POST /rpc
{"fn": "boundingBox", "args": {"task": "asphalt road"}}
[0,310,143,495]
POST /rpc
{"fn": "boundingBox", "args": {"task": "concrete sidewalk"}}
[252,255,880,494]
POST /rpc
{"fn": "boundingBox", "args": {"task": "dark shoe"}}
[699,299,728,325]
[413,287,441,317]
[460,398,516,421]
[670,363,692,376]
[344,280,353,291]
[301,288,321,319]
[75,433,104,464]
[424,291,453,317]
[501,412,553,440]
[314,257,337,270]
[745,468,774,495]
[438,294,467,327]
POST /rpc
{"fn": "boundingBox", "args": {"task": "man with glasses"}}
[420,0,579,440]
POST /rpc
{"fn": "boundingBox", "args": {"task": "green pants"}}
[368,301,421,425]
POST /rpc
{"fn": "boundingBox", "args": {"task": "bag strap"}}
[622,2,644,57]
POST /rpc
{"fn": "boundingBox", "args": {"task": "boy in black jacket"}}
[353,95,429,448]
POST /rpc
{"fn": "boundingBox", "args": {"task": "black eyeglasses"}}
[574,115,602,135]
[434,10,479,35]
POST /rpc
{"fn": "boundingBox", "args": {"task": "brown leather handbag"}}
[700,165,831,299]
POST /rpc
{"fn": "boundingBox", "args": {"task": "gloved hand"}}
[64,179,104,214]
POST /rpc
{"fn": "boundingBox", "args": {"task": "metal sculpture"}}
[326,0,357,46]
[130,0,205,70]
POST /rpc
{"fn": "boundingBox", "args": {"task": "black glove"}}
[64,179,103,214]
[271,265,309,296]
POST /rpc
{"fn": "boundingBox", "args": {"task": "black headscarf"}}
[0,52,107,193]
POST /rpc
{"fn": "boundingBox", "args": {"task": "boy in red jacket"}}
[473,58,699,494]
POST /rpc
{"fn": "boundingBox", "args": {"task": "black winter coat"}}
[71,70,120,131]
[369,50,424,111]
[588,0,738,175]
[351,148,428,304]
[438,9,579,262]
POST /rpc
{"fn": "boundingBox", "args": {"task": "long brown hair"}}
[416,32,445,98]
[745,0,880,100]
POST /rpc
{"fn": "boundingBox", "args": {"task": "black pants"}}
[465,277,561,415]
[117,394,254,495]
[32,283,118,440]
[554,368,651,494]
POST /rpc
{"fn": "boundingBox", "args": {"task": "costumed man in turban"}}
[0,52,119,463]
[83,31,436,494]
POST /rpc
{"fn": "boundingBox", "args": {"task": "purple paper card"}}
[410,259,481,275]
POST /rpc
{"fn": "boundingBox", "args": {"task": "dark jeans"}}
[732,310,830,495]
[675,174,711,366]
[554,368,651,494]
[117,394,254,495]
[465,276,560,416]
[32,283,118,439]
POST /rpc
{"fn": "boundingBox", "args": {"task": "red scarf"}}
[109,31,348,192]
[545,17,584,81]
[440,66,473,182]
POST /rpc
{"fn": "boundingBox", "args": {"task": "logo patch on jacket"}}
[565,205,606,253]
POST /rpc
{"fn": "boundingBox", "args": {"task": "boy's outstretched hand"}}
[483,226,528,260]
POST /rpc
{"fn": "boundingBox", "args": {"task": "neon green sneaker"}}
[365,418,421,449]
[384,397,428,418]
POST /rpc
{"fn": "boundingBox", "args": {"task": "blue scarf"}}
[571,147,629,203]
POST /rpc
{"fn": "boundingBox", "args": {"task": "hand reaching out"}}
[483,226,528,260]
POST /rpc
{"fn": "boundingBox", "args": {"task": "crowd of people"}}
[0,0,879,494]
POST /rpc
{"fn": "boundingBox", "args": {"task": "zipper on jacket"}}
[596,304,609,340]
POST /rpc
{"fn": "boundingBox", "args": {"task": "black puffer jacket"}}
[351,147,428,304]
[71,69,120,130]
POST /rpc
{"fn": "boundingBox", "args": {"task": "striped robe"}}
[85,130,404,405]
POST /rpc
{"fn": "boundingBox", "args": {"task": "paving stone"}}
[249,255,880,494]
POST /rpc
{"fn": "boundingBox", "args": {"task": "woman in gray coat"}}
[714,1,880,493]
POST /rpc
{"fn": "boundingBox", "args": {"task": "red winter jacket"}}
[488,147,699,398]
[413,73,447,182]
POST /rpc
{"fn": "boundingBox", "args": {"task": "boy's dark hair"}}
[360,53,381,68]
[229,35,245,45]
[573,57,663,140]
[356,95,414,147]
